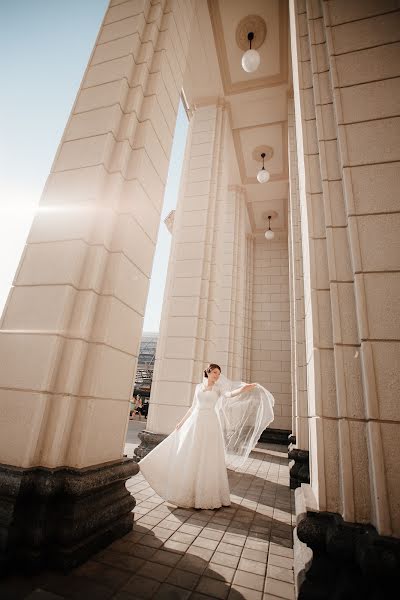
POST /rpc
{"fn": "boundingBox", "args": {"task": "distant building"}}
[133,332,158,398]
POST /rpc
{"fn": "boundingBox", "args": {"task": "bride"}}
[139,363,275,509]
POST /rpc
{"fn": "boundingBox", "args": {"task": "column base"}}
[288,445,310,489]
[258,427,291,445]
[295,486,400,599]
[133,430,167,462]
[0,458,138,574]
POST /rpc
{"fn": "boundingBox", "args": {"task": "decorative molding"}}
[259,427,291,446]
[252,145,274,162]
[232,120,289,185]
[0,459,138,573]
[236,15,267,51]
[288,445,310,490]
[134,430,167,462]
[207,0,289,96]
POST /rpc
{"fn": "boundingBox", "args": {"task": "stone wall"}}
[251,236,292,431]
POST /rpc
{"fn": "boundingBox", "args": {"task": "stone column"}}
[215,185,247,380]
[135,100,230,457]
[0,0,195,571]
[290,0,400,597]
[288,97,310,489]
[242,234,255,382]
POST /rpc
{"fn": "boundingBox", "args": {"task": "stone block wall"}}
[251,236,292,431]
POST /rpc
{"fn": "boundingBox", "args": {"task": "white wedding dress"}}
[139,377,275,509]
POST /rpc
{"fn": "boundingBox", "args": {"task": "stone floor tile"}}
[123,531,147,544]
[169,532,197,545]
[137,560,173,583]
[176,554,209,575]
[186,517,213,528]
[232,570,265,592]
[186,545,214,561]
[228,584,263,600]
[137,515,163,527]
[163,540,190,553]
[241,548,269,563]
[3,444,294,600]
[244,539,269,552]
[155,583,191,599]
[264,578,295,599]
[72,560,132,589]
[122,574,161,599]
[151,549,183,567]
[192,537,219,551]
[199,528,225,541]
[138,535,164,549]
[204,562,235,583]
[237,557,266,576]
[166,567,200,590]
[266,565,294,584]
[173,508,195,516]
[211,551,240,570]
[159,520,182,531]
[151,526,174,540]
[178,524,203,535]
[267,554,293,570]
[216,542,242,557]
[195,575,230,599]
[129,544,158,561]
[221,533,246,547]
[268,545,293,559]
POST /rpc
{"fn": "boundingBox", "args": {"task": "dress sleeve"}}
[191,384,200,409]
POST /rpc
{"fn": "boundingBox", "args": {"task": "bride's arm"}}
[227,382,257,398]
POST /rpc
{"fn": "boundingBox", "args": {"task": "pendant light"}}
[265,215,274,240]
[257,152,270,183]
[241,32,260,73]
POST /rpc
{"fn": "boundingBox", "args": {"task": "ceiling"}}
[183,0,290,235]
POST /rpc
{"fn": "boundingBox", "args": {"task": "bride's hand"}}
[241,383,257,393]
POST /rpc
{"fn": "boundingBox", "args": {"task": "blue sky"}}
[0,0,187,331]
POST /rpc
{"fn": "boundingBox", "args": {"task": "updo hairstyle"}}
[204,363,221,378]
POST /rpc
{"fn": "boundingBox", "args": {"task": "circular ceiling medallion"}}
[252,145,274,162]
[236,15,267,51]
[262,210,278,221]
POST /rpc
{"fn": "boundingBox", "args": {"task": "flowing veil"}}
[211,374,275,469]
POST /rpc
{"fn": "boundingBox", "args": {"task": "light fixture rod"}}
[261,152,266,169]
[247,31,254,49]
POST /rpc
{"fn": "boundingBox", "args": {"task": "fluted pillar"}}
[140,100,230,441]
[0,0,195,571]
[288,96,310,489]
[290,0,400,596]
[242,234,255,382]
[215,185,247,380]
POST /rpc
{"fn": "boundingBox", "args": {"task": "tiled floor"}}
[0,443,295,600]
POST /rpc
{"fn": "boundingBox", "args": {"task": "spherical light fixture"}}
[265,215,275,240]
[257,152,270,183]
[242,32,260,73]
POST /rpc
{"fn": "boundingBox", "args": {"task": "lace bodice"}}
[195,387,219,412]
